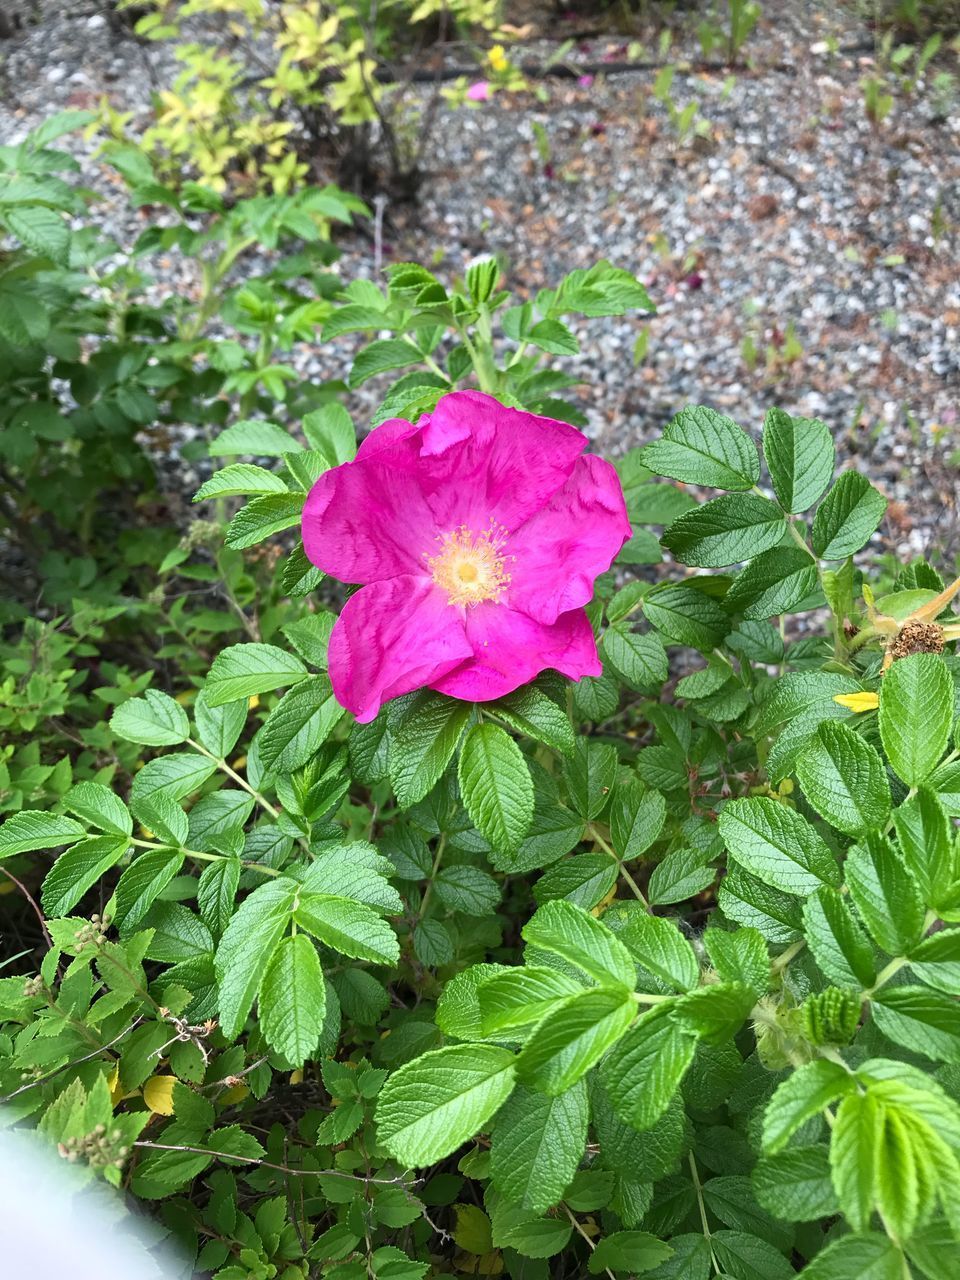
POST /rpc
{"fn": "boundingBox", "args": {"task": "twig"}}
[132,1139,414,1185]
[0,1017,145,1105]
[0,866,53,951]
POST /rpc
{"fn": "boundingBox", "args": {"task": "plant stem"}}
[187,737,281,820]
[561,1204,616,1280]
[590,826,650,910]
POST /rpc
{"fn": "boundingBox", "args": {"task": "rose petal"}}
[302,436,440,583]
[418,391,588,533]
[431,602,600,702]
[328,576,471,722]
[507,453,631,624]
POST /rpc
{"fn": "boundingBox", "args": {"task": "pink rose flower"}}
[302,391,631,722]
[466,80,491,102]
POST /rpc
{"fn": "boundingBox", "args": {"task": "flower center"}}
[427,524,511,607]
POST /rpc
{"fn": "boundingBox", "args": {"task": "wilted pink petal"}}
[467,81,491,102]
[578,74,594,88]
[431,604,600,702]
[328,576,472,723]
[507,453,631,624]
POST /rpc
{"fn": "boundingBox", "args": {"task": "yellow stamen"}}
[833,692,880,712]
[427,524,511,607]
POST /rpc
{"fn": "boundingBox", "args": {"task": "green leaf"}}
[620,914,699,991]
[588,1231,673,1275]
[258,933,325,1066]
[389,692,471,808]
[64,782,132,837]
[639,406,759,491]
[710,1231,793,1280]
[762,408,835,514]
[110,689,190,747]
[295,893,399,965]
[564,740,618,821]
[376,1044,516,1165]
[610,780,667,861]
[796,1234,902,1280]
[478,966,583,1037]
[906,929,960,995]
[41,835,129,918]
[762,1059,858,1153]
[673,982,755,1043]
[870,987,960,1063]
[193,464,288,501]
[701,1176,792,1251]
[515,987,636,1094]
[830,1090,881,1233]
[703,927,769,995]
[879,653,953,786]
[845,840,925,956]
[718,864,802,944]
[490,1081,588,1213]
[257,676,344,773]
[209,420,303,457]
[193,689,247,760]
[795,721,891,836]
[718,797,840,895]
[533,855,618,911]
[281,541,324,597]
[522,900,636,989]
[601,625,669,691]
[802,888,877,989]
[206,643,308,707]
[302,402,356,466]
[643,583,730,651]
[458,723,534,857]
[349,338,422,387]
[130,753,217,803]
[662,494,786,567]
[752,1145,838,1222]
[215,878,297,1038]
[434,865,500,916]
[4,204,70,263]
[282,614,335,669]
[725,547,819,619]
[647,847,715,906]
[600,1005,698,1132]
[812,471,887,559]
[114,848,185,932]
[490,685,575,757]
[893,789,957,908]
[529,318,579,355]
[225,492,304,549]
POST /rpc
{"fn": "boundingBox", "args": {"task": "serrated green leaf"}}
[640,406,759,491]
[719,797,840,895]
[490,1081,588,1213]
[601,624,669,691]
[389,692,471,808]
[726,546,820,619]
[64,782,132,837]
[295,893,399,965]
[830,1090,881,1233]
[258,932,325,1066]
[588,1231,673,1275]
[193,464,288,502]
[41,835,129,917]
[752,1144,838,1222]
[762,408,835,514]
[620,914,699,991]
[879,653,953,786]
[376,1044,516,1165]
[600,1005,697,1132]
[515,987,636,1094]
[206,643,308,707]
[225,492,304,549]
[458,723,533,857]
[845,840,925,956]
[257,676,344,773]
[522,900,635,989]
[209,420,303,457]
[662,493,786,567]
[215,878,297,1038]
[812,471,887,559]
[110,689,190,747]
[802,887,877,988]
[870,987,960,1063]
[114,848,185,932]
[795,721,891,836]
[762,1059,857,1153]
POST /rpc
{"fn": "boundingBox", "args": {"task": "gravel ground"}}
[1,1,959,560]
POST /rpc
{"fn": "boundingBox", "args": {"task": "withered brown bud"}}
[890,619,945,662]
[843,622,860,640]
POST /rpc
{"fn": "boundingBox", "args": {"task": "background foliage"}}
[1,58,960,1280]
